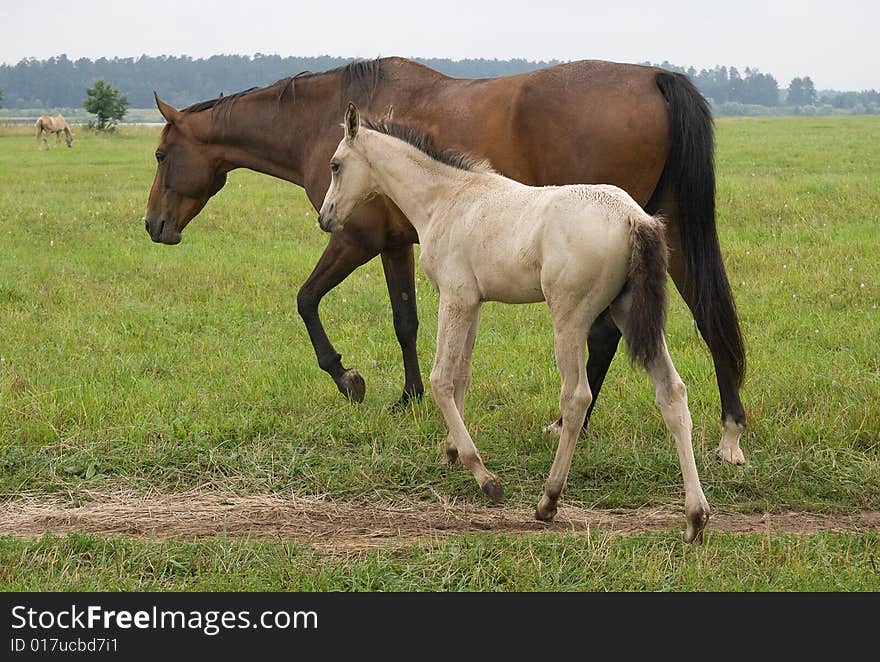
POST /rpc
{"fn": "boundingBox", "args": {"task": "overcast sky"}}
[1,0,876,90]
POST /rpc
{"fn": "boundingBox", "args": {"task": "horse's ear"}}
[154,92,181,125]
[344,102,360,140]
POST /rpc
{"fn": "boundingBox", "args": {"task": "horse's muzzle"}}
[144,217,181,245]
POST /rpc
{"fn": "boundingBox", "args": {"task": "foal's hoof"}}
[542,419,563,436]
[337,369,366,403]
[481,478,503,503]
[684,504,710,544]
[534,496,558,522]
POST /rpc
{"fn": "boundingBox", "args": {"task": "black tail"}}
[653,71,746,388]
[622,216,668,368]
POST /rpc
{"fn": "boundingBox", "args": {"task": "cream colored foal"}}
[318,104,710,542]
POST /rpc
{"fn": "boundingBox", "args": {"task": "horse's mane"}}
[361,119,495,174]
[180,59,385,115]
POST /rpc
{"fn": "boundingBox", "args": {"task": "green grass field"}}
[0,118,878,590]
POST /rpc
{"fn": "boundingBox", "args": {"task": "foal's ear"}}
[154,92,181,125]
[344,102,360,140]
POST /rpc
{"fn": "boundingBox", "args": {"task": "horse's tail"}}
[653,71,745,387]
[620,213,668,368]
[34,118,42,142]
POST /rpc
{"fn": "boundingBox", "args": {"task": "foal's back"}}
[432,176,648,306]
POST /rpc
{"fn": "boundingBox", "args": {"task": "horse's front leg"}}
[431,295,500,501]
[380,243,424,411]
[297,228,381,403]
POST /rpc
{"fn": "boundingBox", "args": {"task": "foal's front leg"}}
[431,296,501,501]
[444,305,482,465]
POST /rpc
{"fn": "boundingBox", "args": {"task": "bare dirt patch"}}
[1,491,878,551]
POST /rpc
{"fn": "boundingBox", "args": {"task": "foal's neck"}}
[361,132,474,235]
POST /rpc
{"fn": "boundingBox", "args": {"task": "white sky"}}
[1,0,876,90]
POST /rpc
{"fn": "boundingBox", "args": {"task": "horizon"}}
[0,1,876,91]
[1,52,874,94]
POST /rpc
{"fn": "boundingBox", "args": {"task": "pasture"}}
[0,117,878,590]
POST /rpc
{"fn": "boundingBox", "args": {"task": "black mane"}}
[361,119,493,173]
[181,59,384,114]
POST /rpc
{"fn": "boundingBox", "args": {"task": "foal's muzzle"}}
[318,205,337,233]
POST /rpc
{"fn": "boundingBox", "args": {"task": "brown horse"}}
[35,114,73,148]
[144,57,748,464]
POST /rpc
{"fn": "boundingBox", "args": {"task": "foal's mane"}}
[362,119,494,173]
[180,59,384,115]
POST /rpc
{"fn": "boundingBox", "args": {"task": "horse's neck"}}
[203,77,342,187]
[362,133,472,236]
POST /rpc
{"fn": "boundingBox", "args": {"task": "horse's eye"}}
[330,162,340,174]
[155,151,166,163]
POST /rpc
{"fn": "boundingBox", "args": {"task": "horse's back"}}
[385,59,670,205]
[504,61,669,199]
[37,114,67,131]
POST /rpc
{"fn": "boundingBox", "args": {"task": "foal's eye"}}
[155,151,166,163]
[330,162,340,174]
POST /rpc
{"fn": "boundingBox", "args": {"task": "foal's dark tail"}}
[653,71,745,388]
[621,215,668,368]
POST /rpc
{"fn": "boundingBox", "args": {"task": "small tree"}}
[0,88,4,109]
[84,78,129,130]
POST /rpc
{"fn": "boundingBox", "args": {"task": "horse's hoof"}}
[684,503,710,544]
[444,446,459,465]
[716,444,746,466]
[389,389,423,413]
[481,478,503,503]
[338,369,366,403]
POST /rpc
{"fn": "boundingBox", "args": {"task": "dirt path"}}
[1,491,878,551]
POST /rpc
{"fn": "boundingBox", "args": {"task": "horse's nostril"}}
[144,219,149,232]
[159,219,166,236]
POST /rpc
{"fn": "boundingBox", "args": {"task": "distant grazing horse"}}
[318,104,710,541]
[144,57,748,465]
[35,114,73,148]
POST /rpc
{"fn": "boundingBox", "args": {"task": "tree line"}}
[0,53,877,114]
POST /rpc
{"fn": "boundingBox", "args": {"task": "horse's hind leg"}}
[431,296,500,501]
[536,302,594,521]
[610,300,710,543]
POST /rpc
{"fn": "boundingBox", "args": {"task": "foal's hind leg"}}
[535,303,594,521]
[431,296,500,501]
[610,301,710,543]
[543,308,621,435]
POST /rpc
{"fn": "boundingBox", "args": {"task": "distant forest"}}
[1,54,878,115]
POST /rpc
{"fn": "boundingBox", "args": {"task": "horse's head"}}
[318,104,378,233]
[144,93,228,244]
[65,131,73,148]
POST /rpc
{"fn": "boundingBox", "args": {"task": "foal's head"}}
[144,94,228,244]
[318,104,378,233]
